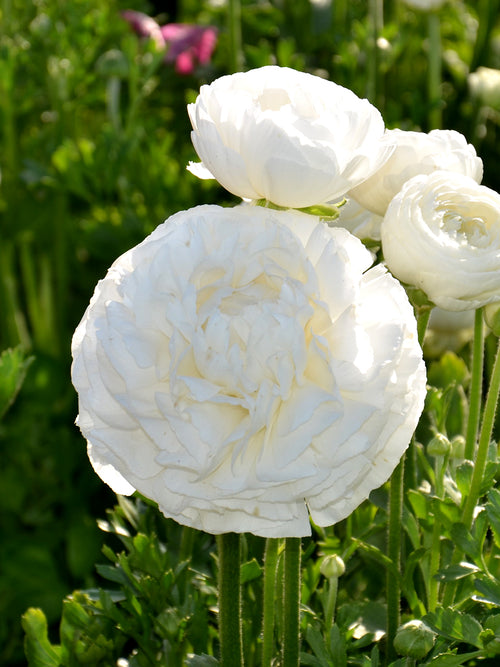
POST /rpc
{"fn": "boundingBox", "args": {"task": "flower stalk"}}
[262,538,280,667]
[217,533,243,667]
[283,537,301,667]
[462,336,500,529]
[464,309,484,461]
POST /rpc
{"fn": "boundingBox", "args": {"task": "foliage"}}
[1,0,500,665]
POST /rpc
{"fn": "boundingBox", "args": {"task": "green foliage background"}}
[2,0,500,665]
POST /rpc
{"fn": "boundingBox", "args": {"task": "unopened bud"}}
[427,433,450,456]
[394,619,436,659]
[320,554,345,579]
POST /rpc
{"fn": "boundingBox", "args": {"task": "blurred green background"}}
[2,0,500,664]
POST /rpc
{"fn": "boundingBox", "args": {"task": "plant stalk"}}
[217,533,243,667]
[464,309,484,460]
[283,537,301,667]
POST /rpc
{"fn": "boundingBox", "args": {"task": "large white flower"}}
[382,171,500,311]
[349,129,483,216]
[187,66,392,209]
[72,204,426,538]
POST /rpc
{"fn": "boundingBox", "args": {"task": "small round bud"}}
[450,434,466,459]
[394,620,436,659]
[427,433,450,456]
[320,554,345,579]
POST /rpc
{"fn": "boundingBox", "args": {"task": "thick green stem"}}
[283,537,301,667]
[262,538,280,667]
[464,309,484,460]
[463,338,500,529]
[217,533,243,667]
[386,458,404,664]
[427,11,442,129]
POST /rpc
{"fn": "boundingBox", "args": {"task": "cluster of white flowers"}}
[71,64,497,538]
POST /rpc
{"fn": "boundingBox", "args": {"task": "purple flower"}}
[121,10,217,75]
[161,24,218,74]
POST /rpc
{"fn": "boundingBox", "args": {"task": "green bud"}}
[484,303,500,338]
[427,433,451,456]
[450,434,466,459]
[320,554,345,579]
[394,620,436,659]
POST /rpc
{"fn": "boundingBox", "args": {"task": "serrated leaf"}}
[435,562,480,582]
[449,524,481,563]
[21,608,63,667]
[424,608,484,648]
[473,577,500,606]
[304,624,331,666]
[330,624,347,666]
[426,650,483,666]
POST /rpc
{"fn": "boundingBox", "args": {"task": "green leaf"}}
[486,489,500,548]
[240,558,262,584]
[434,562,480,582]
[185,655,219,666]
[423,608,484,648]
[21,608,63,667]
[474,577,500,606]
[427,352,469,390]
[449,523,481,563]
[330,624,347,666]
[304,624,331,667]
[426,650,482,665]
[0,346,34,419]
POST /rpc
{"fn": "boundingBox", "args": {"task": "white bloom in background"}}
[402,0,445,10]
[330,198,384,241]
[468,66,500,109]
[72,204,426,538]
[187,66,392,208]
[425,307,476,356]
[382,170,500,311]
[349,128,483,216]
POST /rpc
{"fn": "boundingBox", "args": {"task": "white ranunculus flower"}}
[349,129,483,216]
[382,170,500,311]
[468,66,500,109]
[187,66,392,209]
[330,198,384,241]
[72,204,426,538]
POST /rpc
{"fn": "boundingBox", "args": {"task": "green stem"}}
[228,0,243,73]
[462,338,500,529]
[283,537,301,667]
[386,458,404,665]
[217,533,243,667]
[324,577,339,644]
[262,538,280,667]
[464,309,484,460]
[427,11,442,129]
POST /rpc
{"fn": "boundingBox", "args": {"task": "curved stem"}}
[463,338,500,529]
[283,537,301,667]
[217,533,243,667]
[262,538,280,667]
[464,309,484,460]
